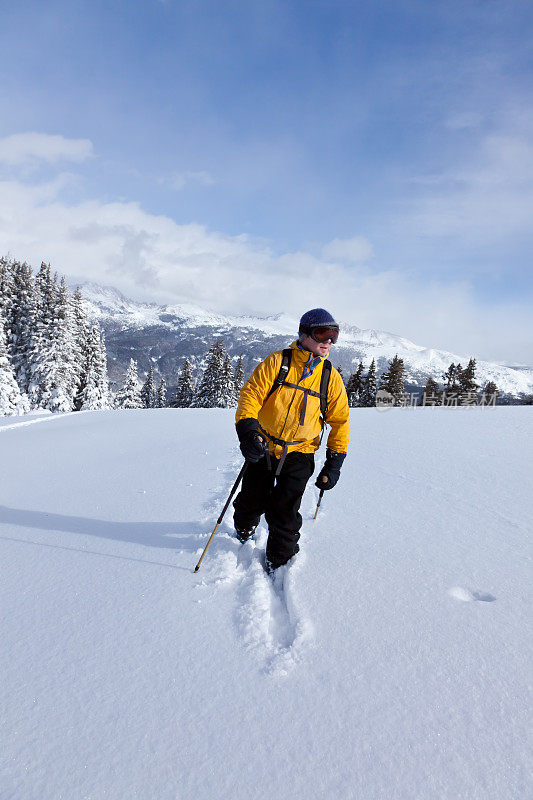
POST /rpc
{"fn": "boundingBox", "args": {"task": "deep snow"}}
[1,408,531,800]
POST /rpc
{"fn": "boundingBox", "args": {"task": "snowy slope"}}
[79,282,533,397]
[1,408,532,799]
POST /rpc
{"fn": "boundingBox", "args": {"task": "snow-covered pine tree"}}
[155,377,167,408]
[171,358,194,407]
[71,287,91,409]
[140,366,156,408]
[0,258,108,413]
[55,278,79,407]
[233,355,245,406]
[96,331,110,407]
[378,354,405,404]
[27,264,54,408]
[358,359,377,407]
[191,340,227,408]
[34,262,57,330]
[221,352,236,408]
[0,307,28,415]
[0,257,15,354]
[9,260,36,392]
[78,325,110,410]
[115,359,142,409]
[345,362,364,407]
[27,270,77,412]
[420,375,442,406]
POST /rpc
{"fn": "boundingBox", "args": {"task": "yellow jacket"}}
[236,341,350,457]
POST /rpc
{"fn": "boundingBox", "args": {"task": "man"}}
[233,308,350,573]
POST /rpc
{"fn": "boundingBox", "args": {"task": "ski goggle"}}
[303,325,339,344]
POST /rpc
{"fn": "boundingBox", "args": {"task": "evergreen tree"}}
[221,352,236,408]
[115,359,142,409]
[378,354,406,404]
[482,380,498,405]
[140,366,156,408]
[71,286,91,408]
[27,273,77,412]
[0,307,28,415]
[156,377,167,408]
[459,358,479,394]
[0,257,15,355]
[55,278,79,405]
[78,325,110,410]
[34,262,57,330]
[420,375,442,406]
[9,261,36,391]
[96,331,110,407]
[345,361,364,407]
[191,340,227,408]
[27,264,53,408]
[359,359,377,407]
[0,257,109,413]
[233,355,245,406]
[442,362,461,392]
[172,358,194,408]
[336,365,345,384]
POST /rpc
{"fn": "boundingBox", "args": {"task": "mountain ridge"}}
[78,281,533,397]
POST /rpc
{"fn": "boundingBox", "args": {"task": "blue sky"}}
[0,0,532,362]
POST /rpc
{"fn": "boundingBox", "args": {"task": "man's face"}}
[300,334,333,358]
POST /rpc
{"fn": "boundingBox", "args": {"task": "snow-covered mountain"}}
[80,282,533,397]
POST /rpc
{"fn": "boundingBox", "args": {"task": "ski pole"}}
[313,486,325,519]
[194,462,248,573]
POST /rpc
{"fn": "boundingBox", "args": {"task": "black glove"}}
[315,449,346,490]
[236,418,269,463]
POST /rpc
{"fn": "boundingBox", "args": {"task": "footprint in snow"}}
[197,460,313,675]
[449,586,496,602]
[231,528,313,676]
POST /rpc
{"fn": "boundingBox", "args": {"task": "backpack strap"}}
[266,349,332,421]
[320,359,332,418]
[266,348,292,400]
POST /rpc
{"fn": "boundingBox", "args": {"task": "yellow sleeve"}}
[235,351,283,424]
[325,368,350,454]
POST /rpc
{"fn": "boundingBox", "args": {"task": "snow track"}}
[192,461,314,676]
[0,410,85,432]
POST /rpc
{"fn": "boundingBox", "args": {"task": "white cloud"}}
[445,112,483,130]
[0,133,93,167]
[0,135,530,364]
[159,170,214,191]
[321,236,373,264]
[402,126,533,244]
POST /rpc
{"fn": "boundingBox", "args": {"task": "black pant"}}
[233,451,315,568]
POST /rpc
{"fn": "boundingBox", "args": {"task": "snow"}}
[1,407,531,799]
[0,409,72,430]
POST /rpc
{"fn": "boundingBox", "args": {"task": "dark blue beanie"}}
[299,308,337,334]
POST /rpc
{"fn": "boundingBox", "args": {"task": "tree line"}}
[0,257,109,415]
[343,355,500,407]
[116,340,245,409]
